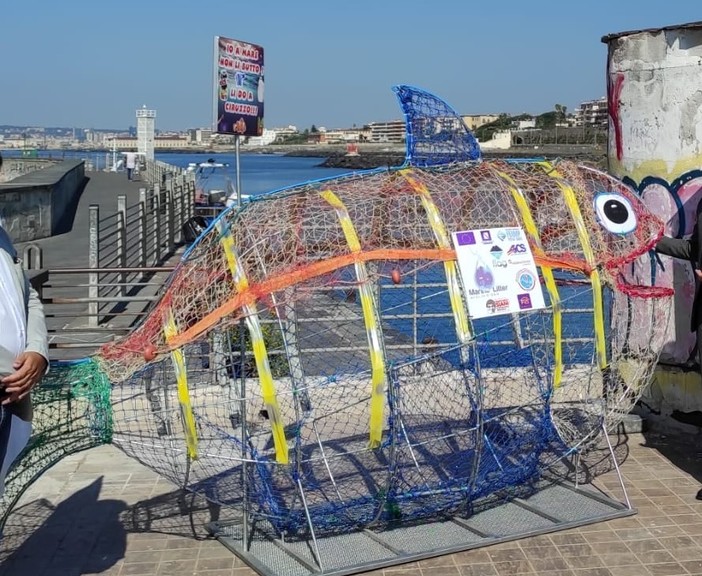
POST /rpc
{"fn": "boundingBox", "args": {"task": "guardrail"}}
[18,161,199,359]
[87,174,195,326]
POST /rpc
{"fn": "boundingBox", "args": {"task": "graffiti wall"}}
[604,24,702,366]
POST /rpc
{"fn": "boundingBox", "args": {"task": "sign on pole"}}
[214,36,264,136]
[452,227,546,319]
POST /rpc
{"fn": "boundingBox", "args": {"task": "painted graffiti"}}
[625,169,702,363]
[607,72,625,162]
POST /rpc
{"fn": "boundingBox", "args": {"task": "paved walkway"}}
[19,170,179,360]
[2,428,702,576]
[20,171,147,269]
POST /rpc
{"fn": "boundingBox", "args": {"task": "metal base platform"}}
[207,481,634,576]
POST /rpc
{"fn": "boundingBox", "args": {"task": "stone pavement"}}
[2,429,702,576]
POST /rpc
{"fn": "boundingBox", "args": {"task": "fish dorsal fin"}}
[393,84,481,167]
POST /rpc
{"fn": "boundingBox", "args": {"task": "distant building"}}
[110,136,188,149]
[574,97,608,127]
[195,128,212,144]
[136,106,156,160]
[461,114,500,131]
[246,128,277,147]
[306,132,327,144]
[516,119,536,130]
[322,130,361,143]
[368,120,405,143]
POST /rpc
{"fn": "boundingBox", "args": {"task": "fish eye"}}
[594,192,637,235]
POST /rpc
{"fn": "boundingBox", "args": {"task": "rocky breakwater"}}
[317,145,607,171]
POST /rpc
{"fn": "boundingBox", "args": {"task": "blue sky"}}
[1,0,698,131]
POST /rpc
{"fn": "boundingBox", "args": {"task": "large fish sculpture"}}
[3,86,672,540]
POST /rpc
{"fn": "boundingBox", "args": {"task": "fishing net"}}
[2,86,672,540]
[0,359,111,527]
[90,156,671,537]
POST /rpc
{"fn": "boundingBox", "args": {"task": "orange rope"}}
[168,246,589,350]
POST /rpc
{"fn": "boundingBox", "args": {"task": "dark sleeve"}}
[655,235,693,260]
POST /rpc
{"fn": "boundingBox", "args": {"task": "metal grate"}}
[209,480,633,576]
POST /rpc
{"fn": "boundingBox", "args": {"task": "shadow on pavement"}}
[640,428,702,489]
[0,477,127,576]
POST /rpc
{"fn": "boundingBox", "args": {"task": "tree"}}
[310,125,318,133]
[554,104,567,122]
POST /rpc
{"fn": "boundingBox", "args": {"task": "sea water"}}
[157,152,349,197]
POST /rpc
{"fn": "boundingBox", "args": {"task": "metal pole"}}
[139,188,147,278]
[117,195,127,297]
[88,205,99,327]
[166,185,174,254]
[235,135,242,208]
[153,184,161,264]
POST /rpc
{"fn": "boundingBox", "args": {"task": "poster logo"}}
[455,231,476,245]
[474,264,494,289]
[516,269,536,291]
[507,243,527,256]
[489,245,503,260]
[480,230,492,243]
[517,293,533,310]
[485,298,509,314]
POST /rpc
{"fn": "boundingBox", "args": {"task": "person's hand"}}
[1,352,48,405]
[696,269,702,281]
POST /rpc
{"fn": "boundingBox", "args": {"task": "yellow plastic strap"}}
[539,162,607,369]
[217,221,289,464]
[399,170,472,342]
[495,169,563,388]
[320,190,387,449]
[163,309,199,460]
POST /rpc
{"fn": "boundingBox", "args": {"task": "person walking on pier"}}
[124,151,138,181]
[0,153,49,499]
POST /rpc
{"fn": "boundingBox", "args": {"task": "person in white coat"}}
[0,154,49,497]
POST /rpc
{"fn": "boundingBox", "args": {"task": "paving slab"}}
[2,430,702,575]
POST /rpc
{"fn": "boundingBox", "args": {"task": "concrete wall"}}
[0,160,85,242]
[603,23,702,419]
[0,157,57,183]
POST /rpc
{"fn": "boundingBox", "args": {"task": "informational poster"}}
[452,227,545,319]
[214,36,264,136]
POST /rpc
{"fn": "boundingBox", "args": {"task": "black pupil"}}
[604,200,629,224]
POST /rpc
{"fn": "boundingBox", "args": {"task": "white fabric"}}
[0,414,32,497]
[0,255,25,361]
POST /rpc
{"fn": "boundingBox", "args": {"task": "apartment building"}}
[367,120,406,143]
[574,97,608,127]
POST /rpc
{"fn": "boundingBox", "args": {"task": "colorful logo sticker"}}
[517,293,533,310]
[455,231,476,245]
[474,264,494,289]
[480,230,492,243]
[516,269,536,291]
[507,243,527,256]
[490,245,503,260]
[504,229,522,241]
[485,298,510,314]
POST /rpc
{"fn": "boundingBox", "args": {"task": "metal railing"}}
[88,174,194,326]
[18,162,198,358]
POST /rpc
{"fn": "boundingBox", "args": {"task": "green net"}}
[0,358,112,528]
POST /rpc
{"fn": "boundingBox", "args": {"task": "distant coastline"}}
[3,142,607,171]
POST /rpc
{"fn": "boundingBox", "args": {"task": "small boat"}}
[188,159,228,206]
[187,159,250,207]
